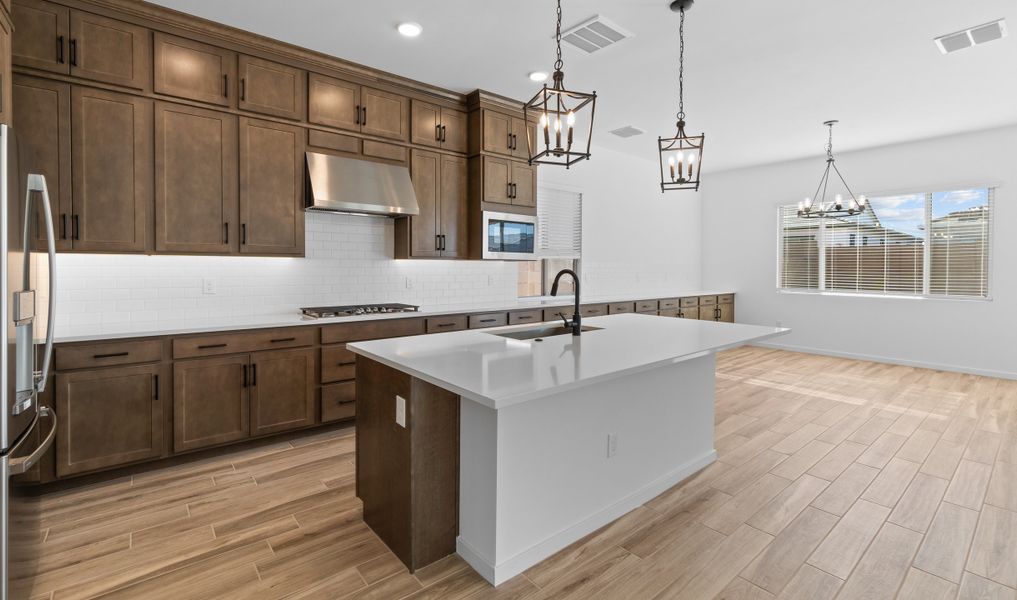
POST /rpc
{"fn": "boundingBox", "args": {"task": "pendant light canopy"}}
[524,0,597,169]
[658,0,705,192]
[798,121,868,218]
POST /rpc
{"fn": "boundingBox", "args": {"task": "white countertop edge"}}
[347,327,788,410]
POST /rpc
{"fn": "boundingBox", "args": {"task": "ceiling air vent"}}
[561,15,632,54]
[609,125,644,139]
[934,19,1007,54]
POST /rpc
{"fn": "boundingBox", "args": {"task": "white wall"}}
[701,125,1017,379]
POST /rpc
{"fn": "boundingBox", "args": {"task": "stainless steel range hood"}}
[305,152,419,217]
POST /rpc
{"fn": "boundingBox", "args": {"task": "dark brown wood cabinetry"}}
[239,117,304,255]
[55,363,164,477]
[411,99,467,153]
[238,55,304,120]
[154,102,237,253]
[154,32,235,106]
[68,10,150,89]
[479,156,534,207]
[11,0,67,73]
[250,347,315,436]
[173,354,249,452]
[308,72,408,141]
[361,86,408,140]
[71,85,151,252]
[396,149,466,258]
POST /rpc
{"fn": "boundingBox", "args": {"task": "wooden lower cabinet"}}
[679,306,700,320]
[250,347,316,436]
[718,302,734,323]
[173,355,249,452]
[322,380,356,423]
[55,363,164,476]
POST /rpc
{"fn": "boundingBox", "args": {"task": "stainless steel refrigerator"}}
[0,124,58,600]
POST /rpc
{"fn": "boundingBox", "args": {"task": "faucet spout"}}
[550,269,582,336]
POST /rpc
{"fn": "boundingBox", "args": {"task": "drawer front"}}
[508,309,543,325]
[321,345,357,383]
[56,340,164,371]
[718,294,735,304]
[699,295,718,306]
[173,328,315,359]
[469,312,508,329]
[426,315,467,333]
[321,318,425,344]
[362,140,408,164]
[308,129,360,154]
[609,302,635,314]
[636,300,659,313]
[659,298,680,310]
[579,304,608,318]
[542,308,571,323]
[658,309,679,318]
[321,381,356,423]
[680,297,700,308]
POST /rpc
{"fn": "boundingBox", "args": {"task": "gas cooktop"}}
[299,303,420,319]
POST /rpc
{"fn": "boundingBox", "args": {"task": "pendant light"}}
[658,0,705,192]
[797,121,868,218]
[524,0,597,169]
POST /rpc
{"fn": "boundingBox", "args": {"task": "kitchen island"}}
[348,313,788,585]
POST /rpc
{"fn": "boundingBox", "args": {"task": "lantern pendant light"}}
[797,121,868,218]
[524,0,597,169]
[658,0,705,192]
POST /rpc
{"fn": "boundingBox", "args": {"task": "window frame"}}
[776,186,994,301]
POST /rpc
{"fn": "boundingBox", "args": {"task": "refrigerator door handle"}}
[26,174,57,394]
[8,406,56,475]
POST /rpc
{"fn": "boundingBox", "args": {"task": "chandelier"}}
[523,0,597,169]
[658,0,705,192]
[798,120,867,218]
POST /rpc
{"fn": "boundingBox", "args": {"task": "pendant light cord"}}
[677,7,685,122]
[554,0,564,72]
[826,122,835,160]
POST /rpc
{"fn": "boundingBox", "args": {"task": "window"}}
[518,187,582,297]
[778,187,992,298]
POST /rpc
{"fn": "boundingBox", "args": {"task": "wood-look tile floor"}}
[16,347,1017,599]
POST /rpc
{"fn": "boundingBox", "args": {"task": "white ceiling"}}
[148,0,1017,173]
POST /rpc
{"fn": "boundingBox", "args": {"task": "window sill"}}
[776,289,992,302]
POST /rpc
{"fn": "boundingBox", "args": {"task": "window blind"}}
[779,206,819,289]
[929,188,992,297]
[537,187,582,259]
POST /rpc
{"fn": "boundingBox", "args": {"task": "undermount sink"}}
[491,325,603,341]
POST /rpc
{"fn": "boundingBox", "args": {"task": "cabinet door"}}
[510,117,531,160]
[173,355,249,452]
[439,154,467,258]
[13,75,72,251]
[699,306,719,321]
[153,33,235,106]
[361,86,408,140]
[410,99,441,148]
[307,73,360,131]
[238,118,304,255]
[69,11,150,89]
[11,0,69,74]
[482,155,511,205]
[441,107,468,154]
[482,110,512,156]
[238,55,304,120]
[55,364,164,477]
[510,161,536,208]
[0,15,11,126]
[154,102,237,253]
[250,347,315,436]
[71,86,151,252]
[679,306,700,320]
[408,149,440,257]
[718,302,734,323]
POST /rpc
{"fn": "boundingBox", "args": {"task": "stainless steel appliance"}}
[1,125,58,600]
[304,152,420,217]
[481,211,537,260]
[300,303,419,319]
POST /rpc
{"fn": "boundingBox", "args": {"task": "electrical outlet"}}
[405,276,413,289]
[487,275,494,285]
[607,433,618,458]
[395,395,407,427]
[202,278,217,295]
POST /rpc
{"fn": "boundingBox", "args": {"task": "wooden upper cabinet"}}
[408,149,440,258]
[439,154,467,257]
[71,86,151,252]
[308,72,359,131]
[250,347,316,436]
[441,107,468,154]
[13,75,71,251]
[511,161,536,208]
[238,55,304,120]
[154,102,237,254]
[69,11,150,89]
[482,109,512,156]
[509,116,531,160]
[239,118,304,256]
[153,32,235,107]
[12,0,69,74]
[173,355,249,452]
[361,86,408,141]
[55,364,165,477]
[482,155,511,205]
[411,100,467,153]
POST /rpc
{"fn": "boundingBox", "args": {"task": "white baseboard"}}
[753,341,1017,381]
[457,449,718,586]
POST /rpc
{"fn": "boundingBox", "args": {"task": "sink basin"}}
[491,325,603,341]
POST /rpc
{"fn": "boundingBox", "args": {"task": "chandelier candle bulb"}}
[668,156,676,180]
[688,153,695,178]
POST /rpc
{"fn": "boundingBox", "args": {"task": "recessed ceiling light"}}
[528,71,548,82]
[397,22,422,38]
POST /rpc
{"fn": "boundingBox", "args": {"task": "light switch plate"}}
[395,395,407,427]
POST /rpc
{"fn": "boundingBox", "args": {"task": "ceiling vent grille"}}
[935,19,1007,54]
[609,125,644,138]
[561,15,632,54]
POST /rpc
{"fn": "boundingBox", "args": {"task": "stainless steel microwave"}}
[481,211,537,260]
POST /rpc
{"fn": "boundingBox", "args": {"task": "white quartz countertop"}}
[53,289,736,343]
[347,313,788,410]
